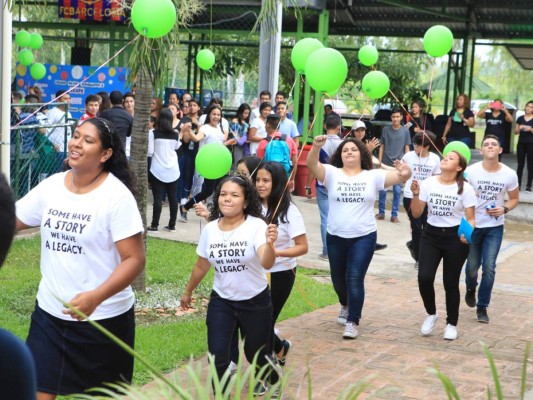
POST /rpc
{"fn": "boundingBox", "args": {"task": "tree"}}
[122,0,204,291]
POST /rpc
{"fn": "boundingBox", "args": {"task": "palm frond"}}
[253,0,305,35]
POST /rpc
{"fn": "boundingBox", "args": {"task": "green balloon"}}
[291,38,324,74]
[443,141,471,163]
[423,25,454,58]
[195,143,232,179]
[30,33,43,50]
[131,0,177,39]
[358,45,379,67]
[305,48,348,93]
[196,49,215,71]
[15,30,31,47]
[361,70,390,100]
[18,49,34,66]
[30,63,47,80]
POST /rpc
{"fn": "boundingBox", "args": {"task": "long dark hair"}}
[79,118,135,194]
[236,103,251,124]
[450,150,467,195]
[204,104,222,126]
[208,176,264,222]
[237,155,262,181]
[155,108,175,133]
[257,161,291,224]
[330,137,373,170]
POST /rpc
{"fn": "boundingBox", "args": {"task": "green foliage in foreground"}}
[0,236,337,388]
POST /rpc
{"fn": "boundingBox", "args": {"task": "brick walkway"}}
[145,194,533,399]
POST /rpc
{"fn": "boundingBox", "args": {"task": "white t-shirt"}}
[249,118,267,155]
[263,203,306,273]
[402,151,441,198]
[419,176,477,227]
[148,129,181,183]
[465,162,519,228]
[200,124,225,148]
[321,164,387,238]
[198,114,229,132]
[196,216,269,300]
[16,172,144,321]
[47,107,73,153]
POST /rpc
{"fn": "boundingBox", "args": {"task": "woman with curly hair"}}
[307,136,412,340]
[180,175,280,395]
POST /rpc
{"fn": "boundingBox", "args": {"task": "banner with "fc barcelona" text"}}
[58,0,127,22]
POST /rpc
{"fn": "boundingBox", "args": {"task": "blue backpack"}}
[263,134,291,175]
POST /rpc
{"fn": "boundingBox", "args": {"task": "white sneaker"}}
[228,361,238,376]
[337,305,349,325]
[343,322,358,339]
[443,324,458,340]
[420,313,438,336]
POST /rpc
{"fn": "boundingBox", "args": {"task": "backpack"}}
[263,134,291,175]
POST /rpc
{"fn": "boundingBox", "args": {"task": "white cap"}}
[351,120,366,130]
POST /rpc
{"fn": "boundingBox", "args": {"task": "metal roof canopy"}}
[505,45,533,70]
[193,0,533,40]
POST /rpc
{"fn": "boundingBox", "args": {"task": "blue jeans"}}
[378,184,402,217]
[449,136,471,147]
[327,231,377,324]
[465,225,504,308]
[316,185,328,255]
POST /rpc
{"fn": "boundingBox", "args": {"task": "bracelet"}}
[304,186,311,189]
[183,290,192,296]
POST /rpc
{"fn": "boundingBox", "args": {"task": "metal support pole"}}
[292,17,304,123]
[1,3,13,180]
[257,0,282,99]
[444,54,452,115]
[468,39,476,100]
[459,37,469,93]
[186,33,193,92]
[311,10,329,140]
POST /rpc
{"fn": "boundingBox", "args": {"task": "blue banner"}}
[16,63,130,120]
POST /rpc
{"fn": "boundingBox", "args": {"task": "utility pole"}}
[0,1,13,181]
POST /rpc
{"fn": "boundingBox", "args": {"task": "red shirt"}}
[256,131,298,158]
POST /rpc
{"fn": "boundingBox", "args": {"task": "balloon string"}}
[13,34,140,129]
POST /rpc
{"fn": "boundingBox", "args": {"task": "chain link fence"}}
[10,102,76,200]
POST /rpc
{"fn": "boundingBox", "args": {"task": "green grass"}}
[0,236,337,388]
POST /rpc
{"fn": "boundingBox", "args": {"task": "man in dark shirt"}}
[99,91,133,151]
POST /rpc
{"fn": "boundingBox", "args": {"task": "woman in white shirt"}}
[15,118,145,398]
[410,150,476,340]
[181,105,235,216]
[147,109,181,232]
[307,136,412,339]
[256,161,308,365]
[180,175,280,395]
[248,102,273,155]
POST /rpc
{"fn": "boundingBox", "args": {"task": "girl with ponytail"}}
[410,150,476,341]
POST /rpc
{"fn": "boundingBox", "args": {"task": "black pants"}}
[206,288,278,385]
[517,142,533,188]
[184,177,221,211]
[150,173,178,228]
[270,268,296,354]
[418,224,469,326]
[403,197,428,262]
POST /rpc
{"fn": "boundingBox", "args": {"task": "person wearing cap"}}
[349,120,388,251]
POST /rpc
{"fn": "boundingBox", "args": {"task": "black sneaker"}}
[465,288,476,308]
[375,243,388,251]
[277,339,291,367]
[179,206,188,223]
[526,187,532,193]
[164,226,176,232]
[477,307,489,323]
[253,381,267,396]
[147,226,158,232]
[406,241,417,261]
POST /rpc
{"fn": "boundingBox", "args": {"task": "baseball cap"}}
[351,120,366,130]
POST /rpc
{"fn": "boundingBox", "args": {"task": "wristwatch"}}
[304,186,312,195]
[503,206,509,214]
